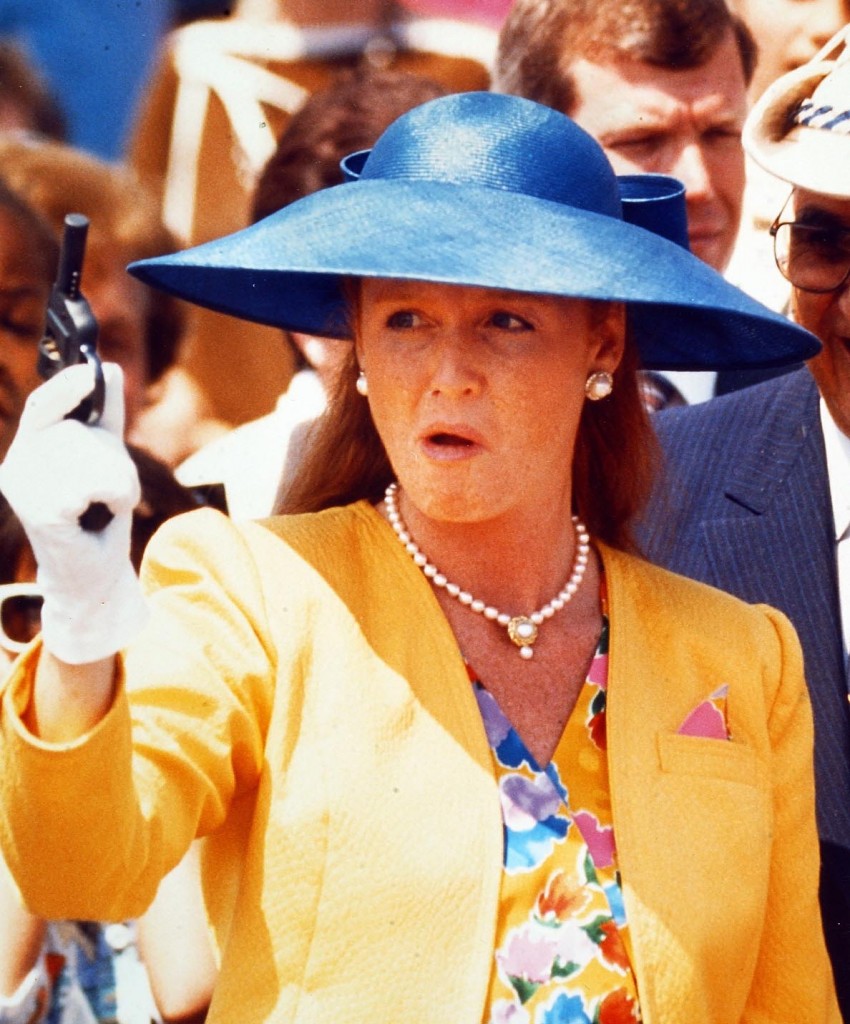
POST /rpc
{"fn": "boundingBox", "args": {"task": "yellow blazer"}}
[0,503,838,1022]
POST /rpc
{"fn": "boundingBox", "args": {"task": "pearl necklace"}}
[383,482,590,659]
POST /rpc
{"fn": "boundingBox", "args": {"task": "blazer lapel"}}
[721,369,823,516]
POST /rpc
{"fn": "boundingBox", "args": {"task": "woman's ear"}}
[592,301,626,374]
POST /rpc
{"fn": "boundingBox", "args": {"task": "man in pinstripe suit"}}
[639,28,850,1017]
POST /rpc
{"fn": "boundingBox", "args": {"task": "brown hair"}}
[278,291,658,553]
[0,41,66,141]
[278,344,392,513]
[493,0,757,113]
[0,137,184,384]
[572,331,657,551]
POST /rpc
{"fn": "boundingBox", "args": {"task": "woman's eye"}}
[385,310,421,329]
[489,310,533,331]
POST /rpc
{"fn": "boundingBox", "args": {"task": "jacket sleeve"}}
[0,508,276,922]
[745,605,840,1022]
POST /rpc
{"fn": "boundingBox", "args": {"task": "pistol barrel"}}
[55,213,89,298]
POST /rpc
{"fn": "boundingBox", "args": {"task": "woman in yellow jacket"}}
[0,91,838,1022]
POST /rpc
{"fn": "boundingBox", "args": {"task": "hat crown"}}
[359,91,624,219]
[130,91,820,372]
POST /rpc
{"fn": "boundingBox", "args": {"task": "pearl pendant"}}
[383,482,589,662]
[508,616,539,652]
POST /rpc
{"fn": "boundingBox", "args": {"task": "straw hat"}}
[131,91,819,370]
[744,25,850,199]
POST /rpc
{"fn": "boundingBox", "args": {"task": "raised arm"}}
[25,654,117,742]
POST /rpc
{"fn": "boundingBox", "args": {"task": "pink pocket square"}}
[677,685,730,740]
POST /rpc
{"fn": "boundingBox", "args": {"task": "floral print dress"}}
[473,603,642,1024]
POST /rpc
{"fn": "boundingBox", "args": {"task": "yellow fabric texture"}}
[0,503,839,1023]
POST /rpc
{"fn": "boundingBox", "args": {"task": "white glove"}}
[0,363,149,664]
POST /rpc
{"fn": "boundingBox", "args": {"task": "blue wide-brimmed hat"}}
[130,92,818,370]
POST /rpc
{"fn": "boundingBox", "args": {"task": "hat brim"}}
[130,178,819,371]
[743,62,850,198]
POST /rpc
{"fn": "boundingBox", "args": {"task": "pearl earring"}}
[585,370,614,401]
[355,371,369,396]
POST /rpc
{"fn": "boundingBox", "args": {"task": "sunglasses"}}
[770,197,850,294]
[0,582,43,654]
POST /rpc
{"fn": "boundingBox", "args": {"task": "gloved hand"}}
[0,363,149,664]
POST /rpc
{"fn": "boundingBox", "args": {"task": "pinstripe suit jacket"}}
[639,367,850,1012]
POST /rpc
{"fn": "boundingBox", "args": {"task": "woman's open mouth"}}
[430,432,473,446]
[420,426,483,459]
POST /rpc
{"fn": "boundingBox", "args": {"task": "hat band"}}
[793,98,850,134]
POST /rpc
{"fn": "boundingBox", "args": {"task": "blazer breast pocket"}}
[657,731,766,787]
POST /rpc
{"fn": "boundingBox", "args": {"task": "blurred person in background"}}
[493,0,754,277]
[727,0,850,103]
[0,40,64,141]
[0,0,172,160]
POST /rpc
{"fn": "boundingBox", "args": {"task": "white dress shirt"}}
[820,397,850,669]
[176,369,327,520]
[657,369,718,405]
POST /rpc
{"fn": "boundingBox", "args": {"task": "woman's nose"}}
[428,333,481,397]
